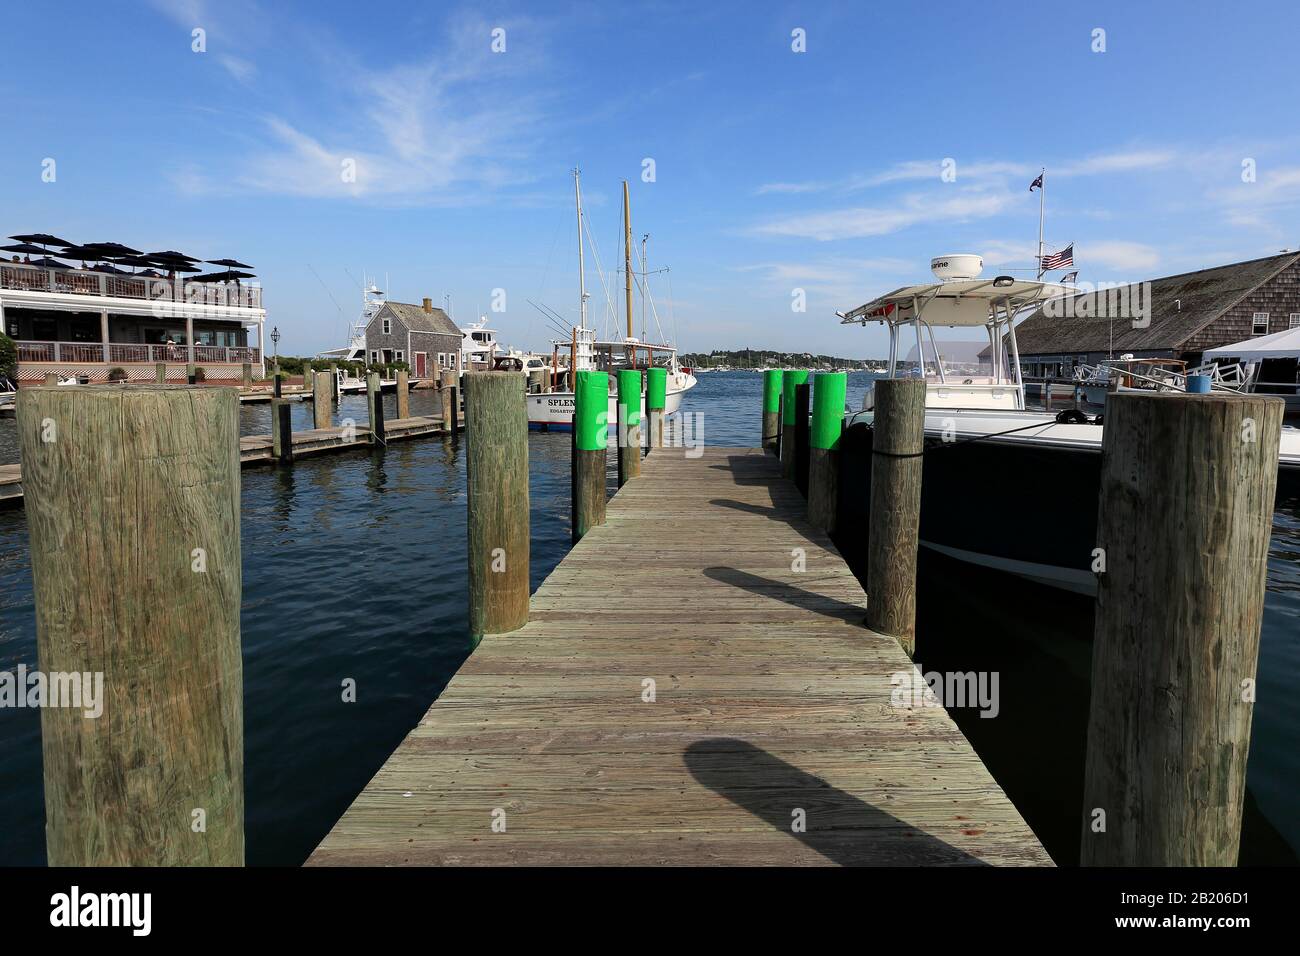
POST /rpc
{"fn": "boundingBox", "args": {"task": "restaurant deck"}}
[307,446,1051,866]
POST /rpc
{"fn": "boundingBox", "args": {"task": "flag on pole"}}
[1029,172,1044,192]
[1060,270,1079,283]
[1040,244,1074,271]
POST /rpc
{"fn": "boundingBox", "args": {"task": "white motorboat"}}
[837,253,1300,595]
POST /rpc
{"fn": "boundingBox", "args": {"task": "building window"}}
[396,350,404,362]
[1290,313,1300,328]
[1253,312,1269,335]
[382,317,391,334]
[437,353,445,368]
[370,350,379,363]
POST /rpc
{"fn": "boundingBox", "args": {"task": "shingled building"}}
[1013,251,1300,378]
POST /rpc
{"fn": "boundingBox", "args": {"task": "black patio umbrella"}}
[28,257,71,270]
[79,242,143,257]
[1,242,55,257]
[160,261,203,274]
[206,258,253,269]
[90,263,130,275]
[57,245,111,267]
[149,250,200,262]
[195,269,256,282]
[9,233,72,251]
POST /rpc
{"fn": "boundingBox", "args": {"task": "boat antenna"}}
[575,168,588,332]
[623,179,633,340]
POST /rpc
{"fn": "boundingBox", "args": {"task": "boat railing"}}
[0,263,262,309]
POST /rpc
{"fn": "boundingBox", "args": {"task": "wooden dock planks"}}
[309,446,1051,866]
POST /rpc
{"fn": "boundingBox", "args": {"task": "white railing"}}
[17,341,261,365]
[0,263,262,309]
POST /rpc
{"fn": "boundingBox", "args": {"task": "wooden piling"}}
[329,363,340,402]
[865,378,925,657]
[762,369,783,454]
[464,371,529,641]
[187,363,196,385]
[572,370,608,543]
[794,383,811,497]
[367,371,385,445]
[17,384,243,865]
[807,372,846,533]
[617,369,642,486]
[396,368,410,420]
[242,362,253,387]
[271,397,293,464]
[312,370,331,429]
[43,372,58,386]
[155,362,166,384]
[441,383,454,434]
[645,367,667,450]
[780,370,808,479]
[1081,392,1283,866]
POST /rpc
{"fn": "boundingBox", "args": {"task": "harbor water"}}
[0,373,1296,865]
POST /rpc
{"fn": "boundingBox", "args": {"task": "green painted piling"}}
[645,367,667,449]
[807,372,846,533]
[780,370,809,480]
[617,369,642,485]
[572,370,609,542]
[762,369,783,453]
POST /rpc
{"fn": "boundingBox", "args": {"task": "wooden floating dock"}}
[309,446,1051,866]
[1,414,456,506]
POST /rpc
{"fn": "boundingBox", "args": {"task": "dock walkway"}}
[309,446,1050,866]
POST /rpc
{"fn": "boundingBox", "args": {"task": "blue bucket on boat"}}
[1186,374,1211,394]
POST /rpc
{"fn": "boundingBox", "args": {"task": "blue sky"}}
[2,0,1298,357]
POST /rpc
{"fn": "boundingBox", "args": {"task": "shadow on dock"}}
[702,565,865,622]
[683,739,989,866]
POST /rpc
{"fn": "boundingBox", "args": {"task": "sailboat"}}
[525,170,696,430]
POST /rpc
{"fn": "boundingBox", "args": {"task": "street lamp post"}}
[270,326,281,397]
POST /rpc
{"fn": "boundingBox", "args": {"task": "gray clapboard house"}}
[364,297,461,380]
[1013,251,1300,377]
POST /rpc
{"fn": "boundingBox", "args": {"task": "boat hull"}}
[526,377,696,430]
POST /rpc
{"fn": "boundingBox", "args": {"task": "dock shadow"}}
[708,498,823,548]
[683,739,989,866]
[702,566,864,622]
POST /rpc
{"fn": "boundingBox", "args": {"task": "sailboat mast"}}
[623,180,633,340]
[575,168,587,331]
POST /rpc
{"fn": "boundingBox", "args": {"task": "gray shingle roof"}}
[380,301,460,336]
[1013,251,1300,355]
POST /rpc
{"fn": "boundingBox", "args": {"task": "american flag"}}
[1040,243,1074,271]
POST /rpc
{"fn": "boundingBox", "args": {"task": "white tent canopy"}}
[1203,325,1300,360]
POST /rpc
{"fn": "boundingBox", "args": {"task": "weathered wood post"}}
[186,362,196,385]
[273,371,282,398]
[865,378,926,657]
[395,368,410,420]
[18,384,243,865]
[794,382,811,497]
[762,369,783,454]
[242,362,252,387]
[780,369,808,480]
[43,372,59,386]
[572,370,608,543]
[271,397,293,464]
[528,369,545,394]
[645,367,667,450]
[807,372,846,533]
[464,371,529,642]
[155,362,166,384]
[440,381,454,434]
[312,370,331,429]
[1080,392,1283,866]
[329,362,340,402]
[366,371,385,445]
[617,369,642,486]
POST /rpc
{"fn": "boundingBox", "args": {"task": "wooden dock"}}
[1,415,454,506]
[308,446,1051,866]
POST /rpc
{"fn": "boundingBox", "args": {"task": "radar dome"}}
[930,254,983,281]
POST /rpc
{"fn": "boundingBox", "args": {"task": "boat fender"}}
[1053,408,1091,425]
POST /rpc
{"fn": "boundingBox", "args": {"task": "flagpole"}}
[1036,167,1046,280]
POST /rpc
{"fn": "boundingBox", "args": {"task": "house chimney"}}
[423,297,433,313]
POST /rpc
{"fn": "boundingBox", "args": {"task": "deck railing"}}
[17,341,261,365]
[0,263,262,309]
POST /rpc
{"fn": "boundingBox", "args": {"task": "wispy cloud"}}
[1082,240,1162,271]
[748,189,1017,241]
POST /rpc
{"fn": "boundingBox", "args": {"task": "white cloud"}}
[1080,240,1161,271]
[748,190,1017,241]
